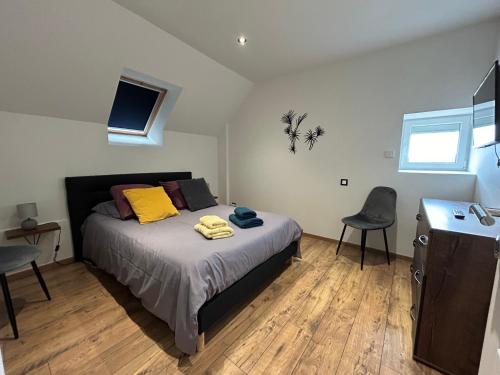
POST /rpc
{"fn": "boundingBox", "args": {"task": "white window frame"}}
[399,108,472,172]
[107,68,182,147]
[107,76,167,137]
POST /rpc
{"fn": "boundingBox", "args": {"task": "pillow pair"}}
[104,178,216,224]
[110,184,178,224]
[160,178,216,212]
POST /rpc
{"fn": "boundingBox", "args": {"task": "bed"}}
[65,172,302,355]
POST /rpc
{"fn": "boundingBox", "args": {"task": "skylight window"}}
[108,76,166,136]
[399,108,472,172]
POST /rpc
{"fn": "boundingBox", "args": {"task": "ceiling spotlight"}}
[237,36,247,46]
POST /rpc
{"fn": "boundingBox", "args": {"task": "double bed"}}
[65,172,302,355]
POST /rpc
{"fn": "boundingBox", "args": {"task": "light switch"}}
[384,150,395,159]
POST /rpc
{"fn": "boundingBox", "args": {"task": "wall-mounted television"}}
[473,60,499,148]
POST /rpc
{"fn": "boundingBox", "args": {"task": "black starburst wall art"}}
[280,110,325,154]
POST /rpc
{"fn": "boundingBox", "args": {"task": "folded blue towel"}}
[229,214,263,228]
[234,206,257,219]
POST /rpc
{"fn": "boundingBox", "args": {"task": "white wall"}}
[0,0,253,136]
[228,20,499,257]
[217,124,230,205]
[478,19,500,375]
[0,110,218,266]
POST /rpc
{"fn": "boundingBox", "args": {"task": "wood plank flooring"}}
[0,236,439,374]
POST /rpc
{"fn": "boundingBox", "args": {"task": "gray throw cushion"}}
[92,200,121,219]
[178,178,217,212]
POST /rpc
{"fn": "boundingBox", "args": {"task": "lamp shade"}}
[17,202,38,219]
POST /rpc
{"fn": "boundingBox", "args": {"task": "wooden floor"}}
[0,236,439,375]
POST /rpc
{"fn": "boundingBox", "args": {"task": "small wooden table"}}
[5,222,61,245]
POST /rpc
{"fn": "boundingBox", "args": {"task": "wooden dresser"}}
[411,199,500,375]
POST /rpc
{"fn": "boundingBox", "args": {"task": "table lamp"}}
[17,202,38,230]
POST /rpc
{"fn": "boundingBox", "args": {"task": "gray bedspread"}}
[82,204,302,354]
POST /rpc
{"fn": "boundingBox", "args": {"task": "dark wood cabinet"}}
[411,199,500,375]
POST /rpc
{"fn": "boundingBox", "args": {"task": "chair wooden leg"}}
[197,332,205,351]
[360,230,367,270]
[0,274,18,339]
[31,261,51,301]
[383,228,390,266]
[336,224,347,255]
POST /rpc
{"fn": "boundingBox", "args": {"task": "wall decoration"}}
[280,110,325,153]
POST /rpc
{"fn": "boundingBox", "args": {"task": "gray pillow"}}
[92,200,121,219]
[178,178,217,212]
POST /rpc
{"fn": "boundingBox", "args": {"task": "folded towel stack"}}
[200,215,228,229]
[234,207,257,219]
[229,207,264,228]
[195,215,234,239]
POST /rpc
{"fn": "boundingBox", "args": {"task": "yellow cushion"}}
[123,186,179,224]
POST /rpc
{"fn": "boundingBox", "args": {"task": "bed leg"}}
[287,257,294,265]
[197,332,205,352]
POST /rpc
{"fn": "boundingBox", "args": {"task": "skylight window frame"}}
[399,108,473,172]
[107,76,167,137]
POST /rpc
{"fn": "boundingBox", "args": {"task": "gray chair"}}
[0,246,51,338]
[336,186,397,270]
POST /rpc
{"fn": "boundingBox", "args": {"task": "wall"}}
[217,124,230,204]
[0,0,253,136]
[228,20,499,257]
[478,19,500,375]
[0,110,218,266]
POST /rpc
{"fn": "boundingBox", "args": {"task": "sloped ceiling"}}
[114,0,500,81]
[0,0,252,136]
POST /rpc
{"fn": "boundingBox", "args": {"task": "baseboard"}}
[7,257,74,282]
[302,232,413,262]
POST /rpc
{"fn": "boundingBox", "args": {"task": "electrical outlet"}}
[340,179,348,186]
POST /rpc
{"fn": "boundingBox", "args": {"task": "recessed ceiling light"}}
[237,36,247,46]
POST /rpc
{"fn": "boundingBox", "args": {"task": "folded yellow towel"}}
[209,232,234,240]
[194,223,234,240]
[199,215,228,229]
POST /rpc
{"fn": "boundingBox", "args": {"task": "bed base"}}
[196,239,298,349]
[197,333,205,351]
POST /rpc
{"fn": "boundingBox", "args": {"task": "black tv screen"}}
[473,60,499,148]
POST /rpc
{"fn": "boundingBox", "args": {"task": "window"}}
[108,76,167,136]
[399,108,472,172]
[107,68,182,146]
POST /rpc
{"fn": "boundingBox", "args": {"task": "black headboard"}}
[65,171,192,261]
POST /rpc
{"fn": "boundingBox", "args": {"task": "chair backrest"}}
[360,186,397,223]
